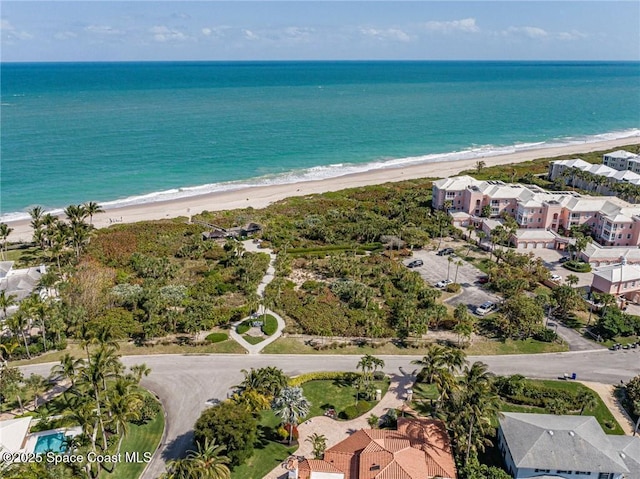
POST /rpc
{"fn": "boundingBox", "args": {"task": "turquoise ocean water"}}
[1,61,639,220]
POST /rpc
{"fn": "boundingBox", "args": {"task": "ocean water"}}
[1,61,639,220]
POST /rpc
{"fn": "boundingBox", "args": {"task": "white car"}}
[550,274,562,282]
[475,301,497,316]
[435,279,453,288]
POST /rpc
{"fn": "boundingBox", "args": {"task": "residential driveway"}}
[405,250,500,311]
[546,320,604,352]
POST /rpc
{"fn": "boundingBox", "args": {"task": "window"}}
[370,465,381,471]
[538,218,542,223]
[535,469,551,473]
[628,234,632,239]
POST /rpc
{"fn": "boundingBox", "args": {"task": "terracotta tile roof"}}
[300,418,457,479]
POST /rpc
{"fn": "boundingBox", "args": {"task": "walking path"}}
[579,380,637,435]
[263,371,417,479]
[229,240,286,354]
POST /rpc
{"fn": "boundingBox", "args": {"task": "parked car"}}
[559,256,570,263]
[435,279,453,288]
[437,248,455,256]
[477,276,490,284]
[475,301,497,316]
[406,259,424,268]
[550,274,562,282]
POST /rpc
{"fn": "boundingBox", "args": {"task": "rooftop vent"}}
[548,430,554,436]
[568,431,575,437]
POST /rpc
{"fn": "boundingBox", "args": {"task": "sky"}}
[1,1,639,62]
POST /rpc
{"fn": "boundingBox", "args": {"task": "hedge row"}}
[236,321,251,334]
[288,371,361,387]
[562,260,592,272]
[341,401,372,420]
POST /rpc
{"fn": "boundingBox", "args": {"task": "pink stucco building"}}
[432,175,640,249]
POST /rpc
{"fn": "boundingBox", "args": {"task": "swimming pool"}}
[34,432,67,454]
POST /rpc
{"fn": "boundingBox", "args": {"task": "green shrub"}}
[445,283,461,293]
[563,260,592,272]
[533,328,558,343]
[289,371,360,387]
[373,371,386,381]
[205,332,228,343]
[236,321,251,334]
[341,405,359,420]
[356,400,371,414]
[261,315,279,336]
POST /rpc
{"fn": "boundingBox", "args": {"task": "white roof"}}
[433,175,478,190]
[514,229,558,240]
[605,150,639,160]
[593,263,640,283]
[0,417,32,453]
[584,243,640,261]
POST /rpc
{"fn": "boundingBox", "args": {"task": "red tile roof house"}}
[293,418,457,479]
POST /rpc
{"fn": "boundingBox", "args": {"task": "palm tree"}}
[108,378,143,455]
[0,222,13,260]
[305,433,327,460]
[0,291,17,318]
[577,391,598,415]
[82,202,104,226]
[186,438,231,479]
[453,260,463,284]
[411,344,466,384]
[235,367,288,401]
[28,206,44,230]
[565,274,580,288]
[271,386,311,445]
[24,374,48,409]
[51,354,84,387]
[163,458,193,479]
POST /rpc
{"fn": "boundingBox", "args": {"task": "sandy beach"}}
[5,137,639,243]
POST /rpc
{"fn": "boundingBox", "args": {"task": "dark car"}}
[559,256,570,263]
[407,259,424,268]
[437,248,455,256]
[477,276,490,284]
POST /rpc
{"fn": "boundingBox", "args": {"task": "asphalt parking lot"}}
[405,250,501,312]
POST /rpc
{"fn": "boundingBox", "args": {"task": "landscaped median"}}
[235,313,280,346]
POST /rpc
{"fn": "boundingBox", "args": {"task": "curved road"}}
[20,348,640,479]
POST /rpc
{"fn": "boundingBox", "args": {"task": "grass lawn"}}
[230,410,295,479]
[262,337,567,356]
[243,334,265,345]
[499,379,624,435]
[261,315,279,336]
[11,338,246,366]
[302,377,390,420]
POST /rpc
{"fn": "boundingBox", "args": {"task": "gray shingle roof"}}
[499,413,629,473]
[608,435,640,479]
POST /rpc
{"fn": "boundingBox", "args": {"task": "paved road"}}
[406,250,500,311]
[19,349,640,478]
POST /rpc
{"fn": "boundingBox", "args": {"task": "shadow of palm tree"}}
[161,430,194,461]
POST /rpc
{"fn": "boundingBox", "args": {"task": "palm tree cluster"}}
[1,288,66,360]
[163,438,231,479]
[412,345,499,468]
[28,202,103,268]
[356,354,385,401]
[231,366,289,412]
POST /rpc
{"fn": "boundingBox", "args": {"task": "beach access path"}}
[228,240,286,354]
[5,137,639,243]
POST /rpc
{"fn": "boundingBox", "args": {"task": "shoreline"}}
[6,136,639,243]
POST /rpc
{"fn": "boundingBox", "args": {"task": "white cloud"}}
[1,19,33,40]
[149,25,189,42]
[200,26,231,38]
[282,26,315,39]
[85,25,124,36]
[360,27,411,42]
[54,31,77,40]
[505,26,548,39]
[503,26,587,41]
[243,29,259,41]
[423,18,479,34]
